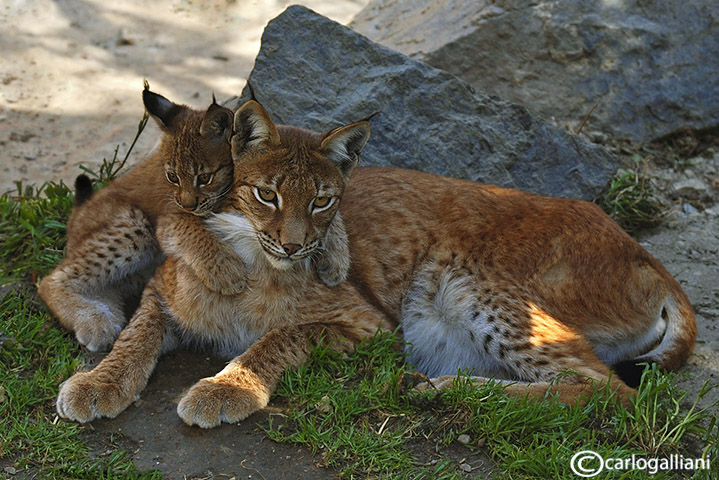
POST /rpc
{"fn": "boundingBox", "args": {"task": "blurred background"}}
[0,0,369,194]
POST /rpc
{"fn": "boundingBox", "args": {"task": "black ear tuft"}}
[142,87,185,132]
[74,174,94,205]
[612,360,649,389]
[246,78,258,102]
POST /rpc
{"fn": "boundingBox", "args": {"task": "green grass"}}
[597,154,667,235]
[0,117,158,479]
[268,339,719,479]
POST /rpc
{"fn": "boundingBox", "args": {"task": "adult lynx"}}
[56,100,695,428]
[39,85,243,352]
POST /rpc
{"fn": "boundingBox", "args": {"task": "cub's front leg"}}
[56,277,168,422]
[156,213,247,295]
[177,299,390,428]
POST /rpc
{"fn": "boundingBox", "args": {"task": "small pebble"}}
[459,463,472,472]
[4,466,17,475]
[457,434,471,445]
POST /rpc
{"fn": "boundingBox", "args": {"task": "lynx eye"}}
[197,173,213,186]
[312,196,334,212]
[254,187,278,206]
[166,171,180,185]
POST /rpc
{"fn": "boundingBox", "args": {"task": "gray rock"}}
[350,0,719,142]
[226,5,620,200]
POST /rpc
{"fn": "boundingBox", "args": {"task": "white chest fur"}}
[166,213,315,358]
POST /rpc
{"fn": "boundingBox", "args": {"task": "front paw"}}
[56,372,136,423]
[74,315,124,353]
[177,376,269,428]
[317,262,348,287]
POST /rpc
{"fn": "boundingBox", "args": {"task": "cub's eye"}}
[166,172,180,185]
[254,187,277,205]
[312,196,334,211]
[197,173,213,186]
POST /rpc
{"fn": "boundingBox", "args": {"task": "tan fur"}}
[39,88,241,352]
[56,100,695,427]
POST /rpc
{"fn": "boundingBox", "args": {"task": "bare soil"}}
[2,1,717,478]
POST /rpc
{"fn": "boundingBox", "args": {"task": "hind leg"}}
[38,206,160,351]
[403,265,633,406]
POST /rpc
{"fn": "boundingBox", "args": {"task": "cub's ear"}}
[142,81,188,133]
[200,103,233,142]
[321,121,370,178]
[231,100,280,159]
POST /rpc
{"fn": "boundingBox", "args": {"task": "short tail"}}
[613,288,696,388]
[74,174,94,205]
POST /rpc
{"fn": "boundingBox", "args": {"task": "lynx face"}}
[208,101,369,271]
[144,90,235,217]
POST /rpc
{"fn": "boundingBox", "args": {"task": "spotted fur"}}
[39,86,238,352]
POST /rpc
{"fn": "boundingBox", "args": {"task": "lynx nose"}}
[282,243,302,256]
[178,195,199,210]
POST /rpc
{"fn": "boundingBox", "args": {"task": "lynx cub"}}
[56,100,695,428]
[39,84,243,352]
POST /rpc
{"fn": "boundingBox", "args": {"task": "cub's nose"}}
[282,243,302,256]
[178,195,199,210]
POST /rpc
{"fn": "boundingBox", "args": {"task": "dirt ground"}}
[2,1,717,479]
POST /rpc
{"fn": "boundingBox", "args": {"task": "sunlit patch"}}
[526,302,577,346]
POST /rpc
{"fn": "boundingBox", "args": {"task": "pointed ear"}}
[142,83,188,133]
[231,100,280,158]
[200,103,233,142]
[320,121,370,177]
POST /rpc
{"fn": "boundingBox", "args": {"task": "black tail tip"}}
[612,360,649,388]
[74,174,94,205]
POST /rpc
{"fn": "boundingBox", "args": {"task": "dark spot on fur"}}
[468,330,476,342]
[436,341,447,352]
[498,344,507,359]
[483,334,492,352]
[487,314,496,323]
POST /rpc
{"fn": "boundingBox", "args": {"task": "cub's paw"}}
[56,372,136,423]
[74,314,124,353]
[177,376,269,428]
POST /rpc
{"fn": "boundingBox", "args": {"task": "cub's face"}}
[162,120,234,217]
[143,86,234,217]
[207,100,370,271]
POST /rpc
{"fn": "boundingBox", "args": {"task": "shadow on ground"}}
[79,350,332,480]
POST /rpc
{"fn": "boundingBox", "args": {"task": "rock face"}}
[350,0,719,142]
[226,5,620,200]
